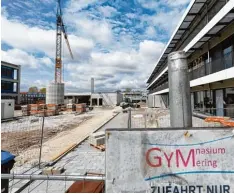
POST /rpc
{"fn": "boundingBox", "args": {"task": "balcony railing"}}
[150,52,233,93]
[149,82,168,94]
[189,53,233,81]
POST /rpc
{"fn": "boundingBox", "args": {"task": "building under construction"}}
[147,0,234,118]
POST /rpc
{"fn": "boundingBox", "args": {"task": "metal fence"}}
[1,115,44,173]
[2,173,105,193]
[127,108,231,128]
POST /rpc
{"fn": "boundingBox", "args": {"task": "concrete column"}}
[17,66,21,104]
[168,51,192,127]
[97,98,99,106]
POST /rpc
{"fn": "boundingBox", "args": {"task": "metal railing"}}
[189,54,233,81]
[193,107,234,118]
[149,82,168,94]
[1,174,105,181]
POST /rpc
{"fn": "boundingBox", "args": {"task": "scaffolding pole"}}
[1,174,105,181]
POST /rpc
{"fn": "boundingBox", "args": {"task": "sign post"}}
[105,128,234,193]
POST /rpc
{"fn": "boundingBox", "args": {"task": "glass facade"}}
[193,87,234,118]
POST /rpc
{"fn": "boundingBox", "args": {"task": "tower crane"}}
[55,0,73,83]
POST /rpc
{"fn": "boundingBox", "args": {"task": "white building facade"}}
[147,0,234,117]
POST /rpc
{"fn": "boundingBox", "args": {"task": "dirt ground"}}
[1,107,120,168]
[1,115,92,155]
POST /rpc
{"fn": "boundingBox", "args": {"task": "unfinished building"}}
[64,92,123,107]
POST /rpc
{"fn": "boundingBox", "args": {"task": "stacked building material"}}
[46,104,59,116]
[21,105,30,116]
[29,104,39,116]
[66,104,75,112]
[75,103,86,113]
[89,131,105,146]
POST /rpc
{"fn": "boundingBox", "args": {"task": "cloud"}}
[63,40,165,91]
[65,0,99,13]
[74,18,113,45]
[98,6,118,17]
[1,0,190,92]
[1,49,53,69]
[137,0,190,10]
[141,8,185,35]
[1,16,94,61]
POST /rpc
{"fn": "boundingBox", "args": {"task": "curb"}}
[48,112,120,166]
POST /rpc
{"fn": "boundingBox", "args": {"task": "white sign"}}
[105,128,234,193]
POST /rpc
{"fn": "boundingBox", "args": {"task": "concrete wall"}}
[147,94,167,108]
[91,92,123,106]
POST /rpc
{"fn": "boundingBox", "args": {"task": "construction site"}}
[1,0,234,193]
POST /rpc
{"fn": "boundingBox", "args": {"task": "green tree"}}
[40,88,46,94]
[28,86,38,93]
[125,88,132,92]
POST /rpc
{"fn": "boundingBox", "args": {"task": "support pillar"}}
[168,51,192,127]
[97,98,99,106]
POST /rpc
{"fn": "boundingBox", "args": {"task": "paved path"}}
[20,111,128,193]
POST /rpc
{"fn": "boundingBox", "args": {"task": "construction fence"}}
[127,108,233,128]
[1,115,44,172]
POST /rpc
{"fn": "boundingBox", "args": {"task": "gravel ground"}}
[10,107,120,169]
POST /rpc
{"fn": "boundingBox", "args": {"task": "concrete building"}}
[147,0,234,117]
[64,92,123,107]
[20,92,46,105]
[123,91,147,103]
[1,61,21,104]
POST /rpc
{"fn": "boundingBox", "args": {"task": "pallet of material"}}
[29,104,39,111]
[21,105,30,116]
[67,104,75,111]
[91,131,105,138]
[42,166,64,175]
[46,110,58,116]
[47,104,58,110]
[90,144,105,151]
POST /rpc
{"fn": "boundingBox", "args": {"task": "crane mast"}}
[55,0,73,83]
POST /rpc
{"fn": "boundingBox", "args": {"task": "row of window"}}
[193,88,234,117]
[188,35,234,73]
[1,81,18,93]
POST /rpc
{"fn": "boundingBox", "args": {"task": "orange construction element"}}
[220,120,234,127]
[205,116,230,123]
[205,116,234,127]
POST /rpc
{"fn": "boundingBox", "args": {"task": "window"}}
[224,88,234,117]
[223,46,233,69]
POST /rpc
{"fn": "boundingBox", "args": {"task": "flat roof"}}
[65,92,91,96]
[1,61,20,69]
[147,0,234,89]
[147,0,207,84]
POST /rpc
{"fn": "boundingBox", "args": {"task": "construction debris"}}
[21,104,59,117]
[42,166,65,175]
[90,144,105,152]
[89,131,105,146]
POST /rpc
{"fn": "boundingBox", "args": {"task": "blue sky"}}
[1,0,191,92]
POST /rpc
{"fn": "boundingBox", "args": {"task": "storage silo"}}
[46,83,64,104]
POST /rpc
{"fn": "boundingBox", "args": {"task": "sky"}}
[1,0,191,92]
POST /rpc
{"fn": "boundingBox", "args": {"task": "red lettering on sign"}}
[176,149,195,167]
[146,148,196,168]
[146,148,162,167]
[164,152,174,167]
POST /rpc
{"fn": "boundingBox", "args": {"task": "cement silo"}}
[46,83,64,104]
